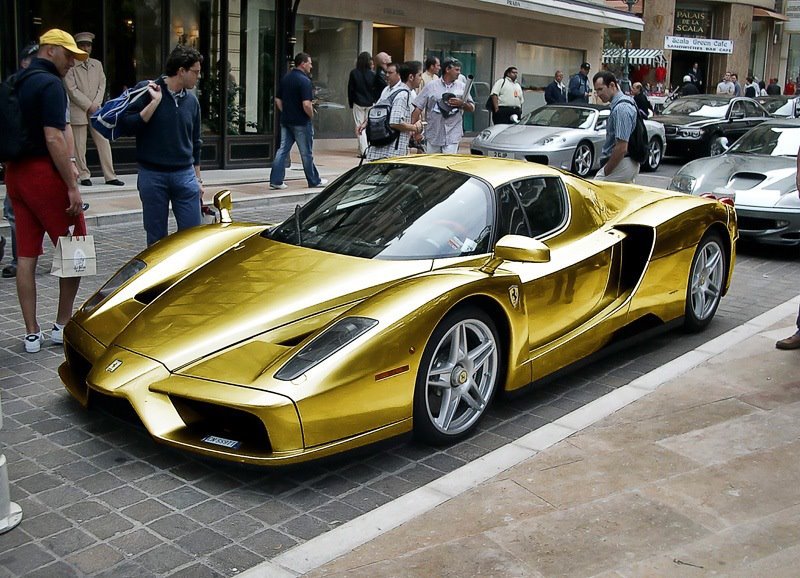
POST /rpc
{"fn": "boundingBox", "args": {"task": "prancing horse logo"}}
[106,359,123,373]
[508,285,520,308]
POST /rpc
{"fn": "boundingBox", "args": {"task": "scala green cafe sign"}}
[674,8,711,37]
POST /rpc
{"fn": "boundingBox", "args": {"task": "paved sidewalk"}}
[256,299,800,576]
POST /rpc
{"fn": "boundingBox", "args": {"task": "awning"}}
[602,48,667,67]
[753,7,789,21]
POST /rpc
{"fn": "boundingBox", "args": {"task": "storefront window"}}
[787,34,800,87]
[106,0,163,97]
[750,20,767,81]
[516,42,585,110]
[425,30,494,132]
[294,15,359,138]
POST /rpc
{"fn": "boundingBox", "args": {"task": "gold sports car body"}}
[59,156,738,466]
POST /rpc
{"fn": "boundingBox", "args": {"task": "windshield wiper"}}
[295,204,302,246]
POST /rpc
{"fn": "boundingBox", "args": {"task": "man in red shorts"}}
[4,29,88,353]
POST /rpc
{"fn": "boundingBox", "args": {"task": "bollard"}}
[0,393,22,533]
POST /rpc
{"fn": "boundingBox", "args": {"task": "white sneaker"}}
[313,178,329,188]
[270,182,288,190]
[24,331,43,353]
[51,323,65,345]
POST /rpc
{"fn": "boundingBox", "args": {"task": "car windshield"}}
[522,106,596,129]
[267,163,494,260]
[662,98,730,118]
[727,125,800,156]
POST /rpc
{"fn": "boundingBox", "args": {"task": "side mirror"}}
[213,189,233,223]
[481,235,551,274]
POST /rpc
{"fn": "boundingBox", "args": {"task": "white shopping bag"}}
[51,235,97,277]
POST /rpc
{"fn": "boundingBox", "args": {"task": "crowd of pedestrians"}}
[5,31,800,353]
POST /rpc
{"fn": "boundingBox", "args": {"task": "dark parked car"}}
[756,95,799,118]
[652,95,771,158]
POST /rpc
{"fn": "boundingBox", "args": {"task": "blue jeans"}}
[270,123,321,187]
[137,165,201,246]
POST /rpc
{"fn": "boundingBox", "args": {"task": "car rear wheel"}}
[641,137,663,172]
[684,231,726,332]
[413,306,501,444]
[571,142,594,177]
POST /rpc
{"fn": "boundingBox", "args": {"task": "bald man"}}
[372,51,392,102]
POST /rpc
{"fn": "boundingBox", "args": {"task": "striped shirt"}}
[601,92,637,161]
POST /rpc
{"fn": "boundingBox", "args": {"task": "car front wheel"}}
[571,142,594,177]
[684,231,726,332]
[708,135,727,157]
[641,137,663,172]
[413,306,501,444]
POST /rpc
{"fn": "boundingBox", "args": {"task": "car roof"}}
[372,155,564,187]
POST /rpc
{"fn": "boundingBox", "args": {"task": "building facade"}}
[1,0,640,170]
[605,0,787,92]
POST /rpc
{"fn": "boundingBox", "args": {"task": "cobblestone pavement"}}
[0,202,798,577]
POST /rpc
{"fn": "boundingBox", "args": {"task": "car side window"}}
[497,177,568,239]
[516,177,568,237]
[731,101,745,118]
[496,184,530,238]
[742,101,762,117]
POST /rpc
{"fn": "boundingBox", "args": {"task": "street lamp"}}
[622,0,640,94]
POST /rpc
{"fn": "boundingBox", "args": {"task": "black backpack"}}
[0,69,46,162]
[619,100,648,164]
[366,88,410,147]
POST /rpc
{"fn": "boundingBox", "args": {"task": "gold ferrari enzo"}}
[59,156,737,466]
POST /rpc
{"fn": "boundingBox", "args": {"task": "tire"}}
[413,306,502,445]
[641,137,663,172]
[708,135,727,157]
[571,141,594,177]
[684,231,726,332]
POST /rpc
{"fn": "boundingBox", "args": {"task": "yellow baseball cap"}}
[39,29,89,61]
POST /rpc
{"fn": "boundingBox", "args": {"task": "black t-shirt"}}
[16,58,68,158]
[277,69,314,126]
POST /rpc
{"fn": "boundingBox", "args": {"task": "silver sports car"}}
[470,104,666,177]
[669,118,800,246]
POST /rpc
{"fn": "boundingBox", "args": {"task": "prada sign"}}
[674,8,711,37]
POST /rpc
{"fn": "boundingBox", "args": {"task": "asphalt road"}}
[0,160,798,576]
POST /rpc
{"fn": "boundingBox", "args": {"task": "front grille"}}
[524,155,549,164]
[470,149,484,155]
[170,396,271,452]
[665,126,677,135]
[738,216,783,231]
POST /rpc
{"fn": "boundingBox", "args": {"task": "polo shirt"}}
[16,58,68,158]
[278,68,313,126]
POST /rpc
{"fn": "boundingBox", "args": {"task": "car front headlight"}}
[539,136,565,146]
[669,174,697,194]
[275,316,378,381]
[477,129,493,141]
[82,259,146,312]
[776,190,800,208]
[678,128,703,138]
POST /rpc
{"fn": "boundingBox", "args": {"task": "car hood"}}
[483,124,580,146]
[112,235,431,371]
[681,153,797,205]
[652,114,721,128]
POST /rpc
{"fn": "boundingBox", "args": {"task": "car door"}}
[725,100,752,142]
[495,176,624,350]
[742,100,768,130]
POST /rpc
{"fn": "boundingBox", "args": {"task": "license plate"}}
[489,151,509,158]
[202,435,241,449]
